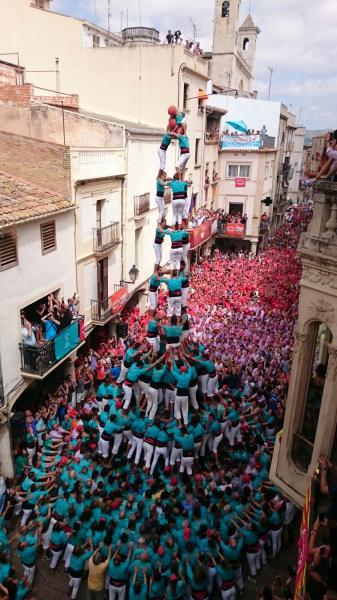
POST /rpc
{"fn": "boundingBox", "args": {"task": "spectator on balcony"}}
[193,42,203,56]
[185,39,193,51]
[21,315,37,347]
[240,214,248,225]
[174,30,182,43]
[59,301,72,330]
[166,30,174,44]
[41,311,60,341]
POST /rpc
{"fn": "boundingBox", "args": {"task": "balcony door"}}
[97,258,109,316]
[96,200,104,248]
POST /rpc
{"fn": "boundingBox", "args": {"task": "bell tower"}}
[211,0,241,90]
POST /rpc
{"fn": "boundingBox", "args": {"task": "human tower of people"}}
[0,107,305,600]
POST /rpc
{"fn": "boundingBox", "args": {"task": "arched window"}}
[222,1,230,17]
[243,37,249,50]
[292,322,332,471]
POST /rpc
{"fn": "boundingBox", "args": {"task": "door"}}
[97,258,109,317]
[96,200,103,249]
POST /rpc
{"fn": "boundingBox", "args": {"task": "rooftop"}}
[79,109,165,136]
[0,170,73,229]
[239,14,261,32]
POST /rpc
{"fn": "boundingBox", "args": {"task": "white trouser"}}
[112,432,123,455]
[158,148,166,171]
[211,433,223,453]
[208,566,217,594]
[170,445,182,465]
[117,362,129,383]
[155,196,165,222]
[69,575,82,599]
[147,336,160,352]
[20,508,33,527]
[234,566,244,592]
[70,392,76,408]
[183,196,191,219]
[188,385,198,409]
[259,538,267,566]
[98,436,110,458]
[148,291,158,311]
[150,446,169,474]
[246,551,261,577]
[146,387,159,420]
[176,152,190,170]
[127,435,143,464]
[123,429,133,444]
[200,433,212,457]
[138,380,150,402]
[181,330,189,341]
[198,374,208,395]
[23,564,35,586]
[63,543,74,569]
[172,200,185,226]
[221,587,236,600]
[167,295,182,317]
[143,442,155,468]
[122,383,133,409]
[153,242,163,265]
[42,530,50,551]
[170,247,183,271]
[224,423,242,447]
[76,391,85,405]
[181,286,189,306]
[133,381,141,405]
[50,549,63,569]
[207,376,217,397]
[182,243,190,262]
[179,455,194,474]
[27,446,36,464]
[109,583,126,600]
[194,441,202,459]
[269,527,283,557]
[174,394,189,425]
[165,387,176,410]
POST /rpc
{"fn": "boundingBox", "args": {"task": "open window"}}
[222,1,230,17]
[243,37,249,50]
[292,322,332,471]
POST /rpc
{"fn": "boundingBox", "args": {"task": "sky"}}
[52,0,337,130]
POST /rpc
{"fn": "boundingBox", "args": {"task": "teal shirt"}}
[163,325,182,339]
[161,276,184,293]
[172,363,193,388]
[164,229,185,243]
[178,135,189,149]
[70,550,92,573]
[176,433,194,452]
[147,320,159,334]
[161,133,172,148]
[169,180,188,195]
[149,275,160,290]
[108,558,130,580]
[127,363,146,383]
[18,543,37,566]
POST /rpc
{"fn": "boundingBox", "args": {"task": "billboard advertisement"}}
[207,95,281,151]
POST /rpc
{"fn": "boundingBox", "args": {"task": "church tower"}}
[237,15,260,77]
[210,0,259,95]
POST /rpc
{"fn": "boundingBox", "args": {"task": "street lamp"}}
[121,265,139,285]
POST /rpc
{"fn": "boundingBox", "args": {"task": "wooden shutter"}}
[41,221,56,254]
[0,231,18,270]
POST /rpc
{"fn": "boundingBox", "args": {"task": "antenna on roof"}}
[94,0,97,25]
[249,0,252,14]
[120,10,123,31]
[108,0,111,34]
[189,17,197,42]
[139,0,142,25]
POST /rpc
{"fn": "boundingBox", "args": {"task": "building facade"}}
[270,181,337,507]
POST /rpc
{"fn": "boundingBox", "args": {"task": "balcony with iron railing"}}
[134,193,150,217]
[91,285,128,324]
[93,222,120,254]
[19,316,84,379]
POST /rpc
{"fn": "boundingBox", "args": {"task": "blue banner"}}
[54,321,79,361]
[220,134,261,150]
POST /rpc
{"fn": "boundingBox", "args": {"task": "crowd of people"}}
[0,216,309,600]
[164,31,203,56]
[0,104,322,600]
[303,130,337,185]
[21,294,80,348]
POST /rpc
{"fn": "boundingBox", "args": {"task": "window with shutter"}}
[0,232,18,271]
[41,221,56,254]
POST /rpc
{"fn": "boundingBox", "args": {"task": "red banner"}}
[235,177,246,188]
[226,223,245,237]
[189,221,212,250]
[294,482,312,599]
[111,286,128,315]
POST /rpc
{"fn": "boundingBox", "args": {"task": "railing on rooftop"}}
[93,222,120,254]
[19,316,84,378]
[122,27,160,44]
